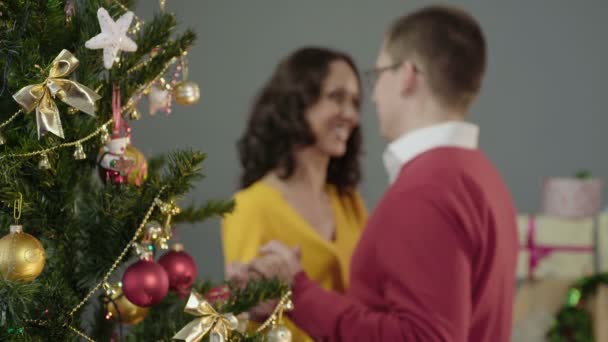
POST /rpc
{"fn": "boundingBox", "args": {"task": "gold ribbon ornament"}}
[155,198,181,247]
[173,291,238,342]
[12,49,101,139]
[157,198,181,228]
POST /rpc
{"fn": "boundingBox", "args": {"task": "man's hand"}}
[225,261,250,287]
[249,240,303,284]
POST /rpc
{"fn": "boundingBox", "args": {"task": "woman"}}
[222,47,367,341]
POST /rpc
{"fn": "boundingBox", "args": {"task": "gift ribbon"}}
[523,215,594,278]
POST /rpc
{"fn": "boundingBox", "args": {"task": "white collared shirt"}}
[383,121,479,184]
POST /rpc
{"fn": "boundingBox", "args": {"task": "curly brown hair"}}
[237,47,363,194]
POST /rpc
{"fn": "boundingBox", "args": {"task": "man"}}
[246,5,518,341]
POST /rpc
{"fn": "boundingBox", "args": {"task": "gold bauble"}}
[104,283,149,325]
[173,81,200,105]
[0,225,46,282]
[266,324,292,342]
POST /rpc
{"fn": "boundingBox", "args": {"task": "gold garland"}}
[1,2,188,154]
[0,109,23,130]
[66,325,95,342]
[6,2,197,340]
[1,51,183,159]
[54,184,291,342]
[1,119,113,159]
[114,0,170,34]
[15,187,171,341]
[124,53,186,114]
[255,291,293,333]
[114,0,144,35]
[63,186,169,341]
[67,186,168,317]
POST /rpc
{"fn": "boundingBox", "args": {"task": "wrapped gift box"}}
[542,177,603,219]
[599,214,608,273]
[517,215,595,279]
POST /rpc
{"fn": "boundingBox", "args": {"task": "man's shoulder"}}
[399,147,492,183]
[389,147,501,207]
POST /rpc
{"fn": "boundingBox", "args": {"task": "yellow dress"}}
[222,181,367,342]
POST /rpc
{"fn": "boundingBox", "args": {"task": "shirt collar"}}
[383,121,479,184]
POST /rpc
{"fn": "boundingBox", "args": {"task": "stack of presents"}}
[512,175,606,341]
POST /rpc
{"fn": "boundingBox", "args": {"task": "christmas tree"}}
[0,1,290,341]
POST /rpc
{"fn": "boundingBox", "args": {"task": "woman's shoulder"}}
[230,181,281,212]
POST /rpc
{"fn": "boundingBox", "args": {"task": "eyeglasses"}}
[363,62,423,88]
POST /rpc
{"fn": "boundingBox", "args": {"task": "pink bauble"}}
[158,247,197,298]
[122,259,169,307]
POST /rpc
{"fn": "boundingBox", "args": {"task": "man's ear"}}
[400,61,418,97]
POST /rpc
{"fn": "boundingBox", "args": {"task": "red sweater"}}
[290,147,518,341]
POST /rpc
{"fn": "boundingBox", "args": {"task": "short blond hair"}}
[387,5,486,109]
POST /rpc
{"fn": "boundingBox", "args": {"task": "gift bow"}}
[12,49,101,139]
[173,291,238,342]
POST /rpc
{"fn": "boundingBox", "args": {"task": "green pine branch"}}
[159,149,206,197]
[0,1,274,341]
[175,199,236,224]
[224,278,290,315]
[125,279,288,342]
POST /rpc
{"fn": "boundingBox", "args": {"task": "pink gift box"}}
[542,177,603,219]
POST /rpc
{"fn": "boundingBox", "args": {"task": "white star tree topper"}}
[85,7,138,69]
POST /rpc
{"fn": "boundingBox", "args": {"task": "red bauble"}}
[205,284,231,305]
[122,258,169,307]
[158,245,197,298]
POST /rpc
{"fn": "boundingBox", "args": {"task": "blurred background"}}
[132,1,608,281]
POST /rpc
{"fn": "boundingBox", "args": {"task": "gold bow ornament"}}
[157,198,181,228]
[155,198,181,247]
[12,49,101,139]
[173,291,238,342]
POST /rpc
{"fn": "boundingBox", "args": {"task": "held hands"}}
[226,240,302,285]
[251,241,303,283]
[225,241,303,321]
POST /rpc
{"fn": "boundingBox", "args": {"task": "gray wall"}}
[133,1,608,280]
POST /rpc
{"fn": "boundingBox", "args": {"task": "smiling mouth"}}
[334,125,350,141]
